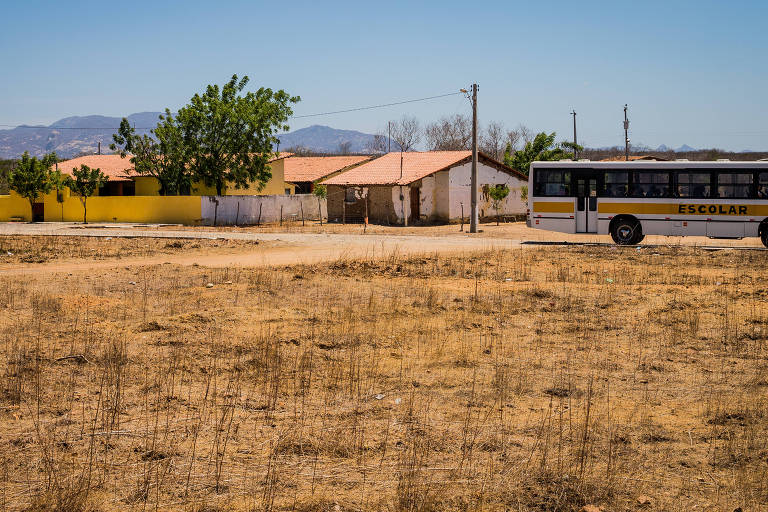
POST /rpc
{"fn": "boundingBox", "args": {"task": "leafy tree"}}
[110,113,190,195]
[176,74,299,195]
[0,158,16,194]
[487,184,510,225]
[65,165,107,224]
[8,151,58,221]
[313,183,327,226]
[503,132,583,176]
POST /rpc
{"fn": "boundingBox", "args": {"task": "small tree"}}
[8,151,58,221]
[488,184,510,225]
[111,113,190,195]
[313,183,327,226]
[49,167,67,221]
[504,132,583,176]
[65,165,107,224]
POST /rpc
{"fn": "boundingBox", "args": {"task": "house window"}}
[345,187,358,203]
[285,188,291,195]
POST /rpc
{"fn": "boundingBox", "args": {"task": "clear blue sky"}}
[1,0,767,150]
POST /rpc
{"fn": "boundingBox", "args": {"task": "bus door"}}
[575,174,598,233]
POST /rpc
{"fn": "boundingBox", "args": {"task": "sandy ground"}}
[0,221,763,275]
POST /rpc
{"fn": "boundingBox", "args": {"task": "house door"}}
[410,187,420,222]
[575,174,598,233]
[32,202,44,222]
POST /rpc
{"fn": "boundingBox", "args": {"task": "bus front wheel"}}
[611,217,642,245]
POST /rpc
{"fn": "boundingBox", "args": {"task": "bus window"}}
[631,172,670,198]
[534,170,571,196]
[603,172,627,197]
[757,172,768,199]
[717,172,752,198]
[676,172,711,198]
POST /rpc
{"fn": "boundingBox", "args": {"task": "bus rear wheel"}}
[761,226,768,248]
[611,218,642,245]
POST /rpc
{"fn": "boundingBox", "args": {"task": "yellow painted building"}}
[0,152,296,224]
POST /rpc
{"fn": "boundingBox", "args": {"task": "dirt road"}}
[0,221,762,274]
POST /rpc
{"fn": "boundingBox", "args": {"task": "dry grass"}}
[1,240,767,511]
[0,236,259,264]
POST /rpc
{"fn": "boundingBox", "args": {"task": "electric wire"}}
[0,91,465,130]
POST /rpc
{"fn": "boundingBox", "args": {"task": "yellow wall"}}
[45,194,200,224]
[0,189,199,224]
[0,192,34,221]
[135,176,161,196]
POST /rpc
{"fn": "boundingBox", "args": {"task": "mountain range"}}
[0,112,712,159]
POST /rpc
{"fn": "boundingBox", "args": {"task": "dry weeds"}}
[1,239,766,511]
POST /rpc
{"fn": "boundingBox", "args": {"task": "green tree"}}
[503,132,583,176]
[487,184,510,225]
[49,167,68,221]
[110,113,190,195]
[313,183,327,226]
[176,74,299,195]
[8,151,58,221]
[65,165,107,224]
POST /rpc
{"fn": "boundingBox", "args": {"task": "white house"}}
[322,151,527,224]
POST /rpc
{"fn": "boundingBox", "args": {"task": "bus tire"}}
[760,221,768,248]
[610,217,641,245]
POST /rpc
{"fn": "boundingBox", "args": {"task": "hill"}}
[0,113,159,159]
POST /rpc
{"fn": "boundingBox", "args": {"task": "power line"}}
[0,91,464,130]
[290,91,462,119]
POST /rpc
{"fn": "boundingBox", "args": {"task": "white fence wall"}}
[201,195,327,226]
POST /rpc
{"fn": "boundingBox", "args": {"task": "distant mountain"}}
[276,125,392,153]
[0,118,387,159]
[593,142,699,153]
[0,112,160,159]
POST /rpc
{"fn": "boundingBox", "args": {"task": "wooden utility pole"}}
[470,83,479,233]
[624,104,630,161]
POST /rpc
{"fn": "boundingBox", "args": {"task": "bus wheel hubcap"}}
[619,226,632,241]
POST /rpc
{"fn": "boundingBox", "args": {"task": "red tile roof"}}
[54,155,134,181]
[54,152,293,182]
[321,151,524,186]
[284,156,372,183]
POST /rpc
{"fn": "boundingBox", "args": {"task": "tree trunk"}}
[28,199,35,223]
[318,198,323,226]
[82,198,87,224]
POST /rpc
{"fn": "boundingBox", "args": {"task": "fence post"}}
[300,201,305,227]
[280,205,283,227]
[460,202,464,232]
[257,203,262,226]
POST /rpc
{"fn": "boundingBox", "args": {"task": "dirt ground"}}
[0,226,767,511]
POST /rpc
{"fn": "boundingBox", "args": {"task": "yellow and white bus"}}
[527,160,768,246]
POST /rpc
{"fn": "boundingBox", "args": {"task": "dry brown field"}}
[1,235,767,511]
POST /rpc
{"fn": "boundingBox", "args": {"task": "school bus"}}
[527,160,768,246]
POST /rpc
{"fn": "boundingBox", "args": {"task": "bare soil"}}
[0,235,766,511]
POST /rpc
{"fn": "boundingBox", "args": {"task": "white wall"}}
[435,170,451,219]
[201,194,326,225]
[390,186,410,224]
[419,175,436,219]
[447,162,526,219]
